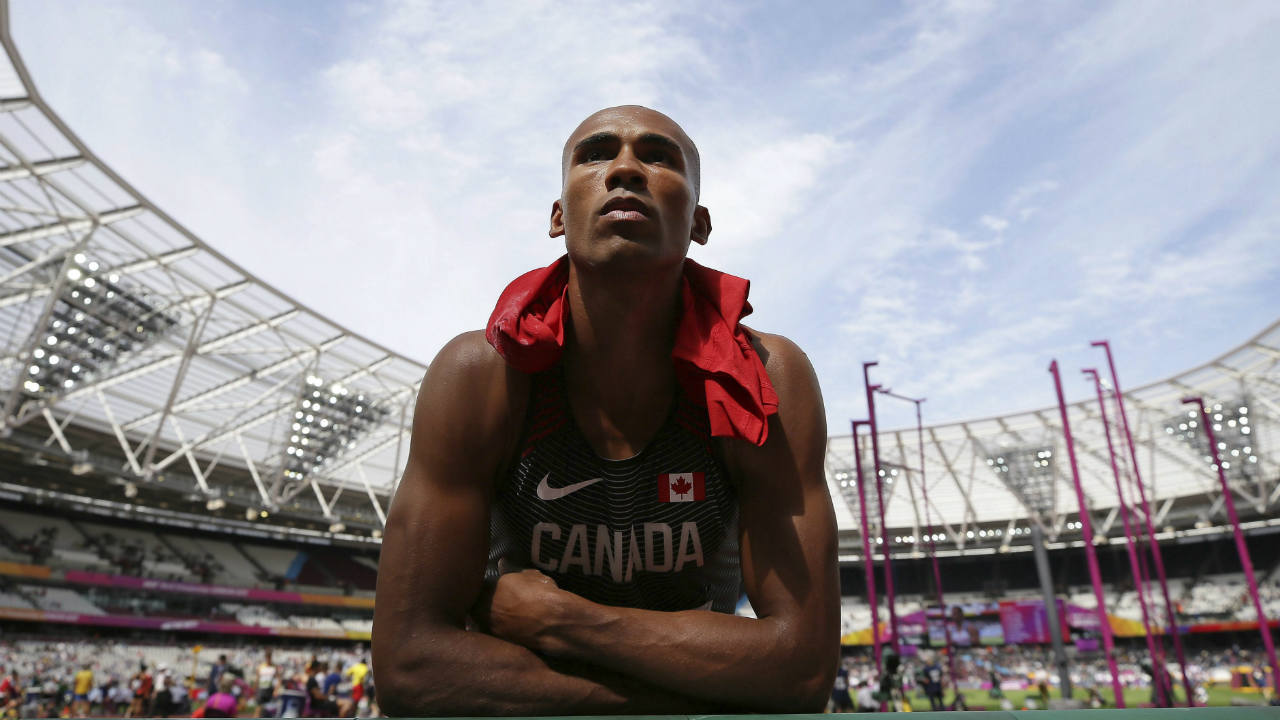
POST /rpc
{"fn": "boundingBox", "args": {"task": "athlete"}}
[254,651,276,717]
[373,105,839,715]
[126,663,151,719]
[71,664,92,718]
[343,657,369,714]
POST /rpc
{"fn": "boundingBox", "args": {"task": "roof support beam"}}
[929,428,979,544]
[140,295,218,472]
[356,462,388,527]
[121,309,301,430]
[0,204,142,249]
[235,433,272,507]
[96,388,142,476]
[0,155,84,182]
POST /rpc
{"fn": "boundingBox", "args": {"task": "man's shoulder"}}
[738,326,817,393]
[424,330,531,404]
[413,330,530,459]
[431,329,510,377]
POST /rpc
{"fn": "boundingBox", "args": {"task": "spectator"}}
[304,662,338,717]
[200,676,239,718]
[152,664,174,718]
[206,654,228,696]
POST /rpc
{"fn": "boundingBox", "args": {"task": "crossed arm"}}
[372,331,839,716]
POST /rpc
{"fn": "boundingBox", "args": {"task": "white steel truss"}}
[825,319,1280,544]
[0,4,424,531]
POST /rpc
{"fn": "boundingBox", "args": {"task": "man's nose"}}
[605,146,646,191]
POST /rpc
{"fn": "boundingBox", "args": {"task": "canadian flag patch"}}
[658,472,705,502]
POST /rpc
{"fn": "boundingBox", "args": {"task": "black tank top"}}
[486,366,742,613]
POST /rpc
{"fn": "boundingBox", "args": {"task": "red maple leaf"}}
[671,476,693,496]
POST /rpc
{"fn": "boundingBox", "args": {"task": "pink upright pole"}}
[1050,360,1124,706]
[1184,397,1280,698]
[852,419,882,670]
[878,389,958,690]
[1084,368,1162,707]
[1095,340,1194,704]
[864,361,899,653]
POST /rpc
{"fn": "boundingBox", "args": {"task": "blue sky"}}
[11,0,1280,433]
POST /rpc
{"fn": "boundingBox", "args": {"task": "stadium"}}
[0,1,1278,718]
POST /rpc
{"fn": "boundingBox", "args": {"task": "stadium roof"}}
[0,5,424,531]
[824,319,1280,548]
[0,3,1274,546]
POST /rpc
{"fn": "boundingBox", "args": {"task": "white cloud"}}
[192,49,247,93]
[698,132,845,253]
[979,215,1008,232]
[10,0,1279,436]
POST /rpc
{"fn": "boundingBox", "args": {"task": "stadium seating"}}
[0,589,32,608]
[242,543,301,582]
[0,506,100,568]
[75,519,191,579]
[288,615,343,631]
[341,617,373,632]
[200,537,266,586]
[220,602,292,628]
[17,584,104,614]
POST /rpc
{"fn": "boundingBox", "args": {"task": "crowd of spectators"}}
[0,638,376,719]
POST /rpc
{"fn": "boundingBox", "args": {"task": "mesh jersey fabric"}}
[486,365,742,613]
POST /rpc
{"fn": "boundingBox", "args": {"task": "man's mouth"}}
[600,196,651,221]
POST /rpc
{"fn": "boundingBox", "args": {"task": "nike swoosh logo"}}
[535,473,603,501]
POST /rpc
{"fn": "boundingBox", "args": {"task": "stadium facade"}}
[0,0,1275,566]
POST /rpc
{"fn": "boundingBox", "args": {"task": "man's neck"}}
[561,261,683,455]
[564,261,681,389]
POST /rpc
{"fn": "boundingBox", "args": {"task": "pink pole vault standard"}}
[1084,368,1164,707]
[1049,360,1124,706]
[1094,340,1194,705]
[877,389,958,690]
[1184,396,1280,698]
[852,419,882,670]
[864,361,899,653]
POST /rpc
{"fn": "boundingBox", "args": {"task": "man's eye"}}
[643,150,668,163]
[584,149,606,161]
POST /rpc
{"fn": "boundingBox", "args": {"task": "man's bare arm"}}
[372,331,716,716]
[483,332,840,712]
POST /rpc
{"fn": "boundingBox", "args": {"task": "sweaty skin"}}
[372,106,839,715]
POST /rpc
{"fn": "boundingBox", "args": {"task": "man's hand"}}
[476,569,573,653]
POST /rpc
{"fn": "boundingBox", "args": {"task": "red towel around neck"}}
[486,255,779,446]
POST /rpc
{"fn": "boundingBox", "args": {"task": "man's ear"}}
[549,199,565,238]
[690,205,711,246]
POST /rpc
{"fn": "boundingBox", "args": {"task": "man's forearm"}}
[538,597,828,712]
[378,623,719,716]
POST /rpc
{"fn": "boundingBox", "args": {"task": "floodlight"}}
[985,445,1056,517]
[22,254,179,403]
[1164,398,1257,479]
[282,375,388,482]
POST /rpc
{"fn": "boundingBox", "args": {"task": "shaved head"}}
[561,105,701,199]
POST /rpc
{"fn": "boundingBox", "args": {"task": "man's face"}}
[551,106,709,271]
